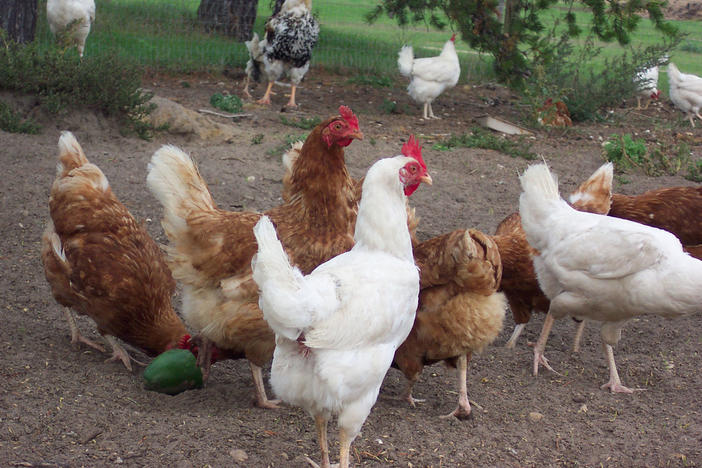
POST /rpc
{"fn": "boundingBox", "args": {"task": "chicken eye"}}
[333,123,342,130]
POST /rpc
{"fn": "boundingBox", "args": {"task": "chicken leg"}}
[63,308,105,353]
[338,427,353,468]
[505,323,526,349]
[572,319,587,352]
[250,361,281,409]
[401,376,426,407]
[104,335,134,371]
[600,343,633,394]
[532,312,559,376]
[257,81,275,105]
[427,102,439,119]
[439,353,472,420]
[305,415,331,468]
[285,85,298,108]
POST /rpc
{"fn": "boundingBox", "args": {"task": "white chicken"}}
[251,139,432,468]
[520,163,702,393]
[398,34,460,119]
[248,0,319,108]
[633,64,660,109]
[668,62,702,127]
[47,0,95,57]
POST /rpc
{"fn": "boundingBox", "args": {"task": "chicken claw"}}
[104,335,133,371]
[63,308,105,353]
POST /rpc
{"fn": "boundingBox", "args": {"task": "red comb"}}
[177,334,191,349]
[401,135,426,170]
[339,105,359,131]
[450,33,456,42]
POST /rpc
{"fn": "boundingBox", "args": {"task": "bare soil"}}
[2,69,701,468]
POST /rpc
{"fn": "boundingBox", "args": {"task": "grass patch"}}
[345,75,394,88]
[0,100,40,134]
[603,133,691,176]
[686,161,702,183]
[432,127,537,160]
[266,134,307,156]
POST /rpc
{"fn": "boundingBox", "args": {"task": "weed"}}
[251,133,264,145]
[432,127,537,160]
[210,93,243,113]
[0,100,40,134]
[686,160,702,183]
[603,134,691,176]
[381,98,408,115]
[279,115,321,130]
[266,134,307,156]
[603,134,647,169]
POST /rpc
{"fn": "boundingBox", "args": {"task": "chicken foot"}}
[257,81,275,106]
[532,312,561,376]
[400,376,426,407]
[422,102,440,120]
[440,353,472,420]
[285,85,298,108]
[250,361,281,409]
[63,308,105,353]
[104,335,135,371]
[600,343,634,394]
[191,334,214,382]
[305,415,331,468]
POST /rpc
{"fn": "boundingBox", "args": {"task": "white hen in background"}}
[251,139,431,468]
[398,34,460,119]
[668,62,702,127]
[519,163,702,394]
[633,65,660,109]
[47,0,95,57]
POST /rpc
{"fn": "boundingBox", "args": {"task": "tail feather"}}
[668,63,682,85]
[518,163,562,249]
[252,216,339,341]
[57,131,90,176]
[398,45,414,77]
[147,145,216,236]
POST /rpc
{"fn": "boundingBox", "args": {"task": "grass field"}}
[34,0,702,87]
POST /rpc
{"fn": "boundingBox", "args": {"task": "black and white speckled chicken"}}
[245,0,319,108]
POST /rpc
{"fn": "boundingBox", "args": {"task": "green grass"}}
[31,0,702,85]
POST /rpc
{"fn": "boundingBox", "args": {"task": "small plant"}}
[603,134,647,169]
[346,75,393,88]
[251,133,264,145]
[686,160,702,183]
[266,134,307,156]
[432,127,537,160]
[381,98,408,115]
[603,134,691,176]
[210,93,242,113]
[279,115,321,130]
[0,100,40,134]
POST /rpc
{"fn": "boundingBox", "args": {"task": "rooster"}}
[146,106,362,408]
[570,162,702,259]
[41,132,194,371]
[520,163,702,393]
[47,0,95,57]
[246,0,319,108]
[398,34,460,119]
[668,63,702,127]
[394,229,506,419]
[251,139,431,468]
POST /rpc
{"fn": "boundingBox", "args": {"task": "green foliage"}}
[251,133,264,145]
[0,32,155,138]
[266,134,307,156]
[381,98,409,114]
[279,115,321,129]
[686,160,702,183]
[432,127,537,160]
[523,36,678,122]
[345,75,393,88]
[367,0,680,86]
[0,100,40,134]
[210,93,243,113]
[603,134,691,176]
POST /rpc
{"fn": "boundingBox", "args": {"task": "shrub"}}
[0,100,40,134]
[603,134,691,176]
[0,32,154,138]
[210,93,243,113]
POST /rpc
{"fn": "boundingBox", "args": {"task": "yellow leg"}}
[257,81,274,105]
[286,85,298,108]
[338,427,353,468]
[250,361,281,409]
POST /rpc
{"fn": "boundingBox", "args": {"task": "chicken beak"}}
[420,173,433,186]
[350,131,364,141]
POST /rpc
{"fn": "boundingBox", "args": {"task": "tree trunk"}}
[0,0,38,43]
[198,0,259,41]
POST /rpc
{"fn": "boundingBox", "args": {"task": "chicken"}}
[247,0,319,108]
[242,32,266,100]
[146,106,363,408]
[536,98,573,127]
[570,162,702,259]
[668,62,702,127]
[47,0,95,57]
[520,163,702,393]
[633,64,660,110]
[251,140,431,468]
[41,132,192,371]
[394,228,506,419]
[398,34,460,119]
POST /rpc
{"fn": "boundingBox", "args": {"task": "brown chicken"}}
[570,162,702,259]
[41,132,191,371]
[146,106,363,408]
[536,98,573,128]
[393,229,506,419]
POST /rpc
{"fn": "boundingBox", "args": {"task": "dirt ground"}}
[2,68,702,468]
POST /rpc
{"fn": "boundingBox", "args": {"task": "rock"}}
[528,411,544,422]
[230,449,248,463]
[146,95,240,142]
[578,404,588,414]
